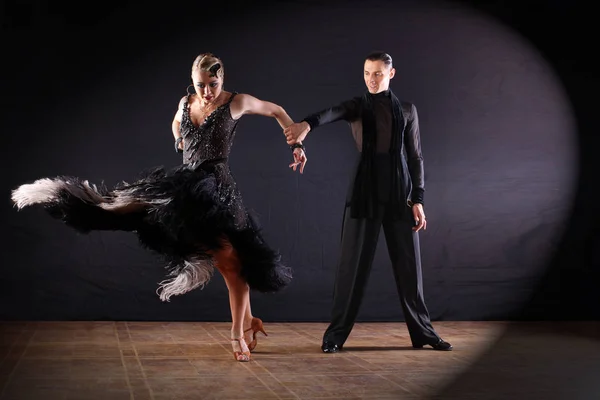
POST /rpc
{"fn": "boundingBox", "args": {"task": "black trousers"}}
[323,156,440,347]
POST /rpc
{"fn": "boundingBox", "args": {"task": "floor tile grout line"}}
[252,359,301,400]
[208,324,291,400]
[184,326,234,381]
[245,365,289,400]
[344,354,419,396]
[114,322,135,400]
[0,322,35,399]
[0,322,29,370]
[212,328,281,400]
[125,322,156,400]
[373,373,425,398]
[254,322,311,400]
[242,325,299,400]
[284,322,321,341]
[0,325,29,399]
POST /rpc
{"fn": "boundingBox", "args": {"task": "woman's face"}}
[192,69,223,104]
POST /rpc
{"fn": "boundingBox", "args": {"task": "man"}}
[284,51,452,352]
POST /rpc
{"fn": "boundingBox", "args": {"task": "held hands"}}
[284,122,308,174]
[284,121,310,145]
[412,203,427,232]
[289,147,307,174]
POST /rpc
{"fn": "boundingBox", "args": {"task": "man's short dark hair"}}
[365,51,393,68]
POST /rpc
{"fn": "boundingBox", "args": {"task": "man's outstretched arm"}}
[284,97,361,144]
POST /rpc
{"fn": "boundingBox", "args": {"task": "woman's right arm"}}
[172,96,187,151]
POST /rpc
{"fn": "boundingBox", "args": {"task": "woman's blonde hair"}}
[191,53,224,79]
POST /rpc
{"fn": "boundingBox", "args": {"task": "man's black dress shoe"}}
[321,341,342,353]
[413,339,453,351]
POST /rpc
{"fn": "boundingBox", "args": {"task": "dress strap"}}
[226,92,238,104]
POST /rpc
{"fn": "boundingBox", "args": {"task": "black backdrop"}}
[0,0,597,324]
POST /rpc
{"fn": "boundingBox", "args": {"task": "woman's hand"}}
[289,147,307,174]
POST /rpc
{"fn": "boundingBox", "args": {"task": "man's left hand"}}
[412,203,427,232]
[284,122,310,144]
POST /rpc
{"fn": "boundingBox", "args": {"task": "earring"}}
[186,84,195,95]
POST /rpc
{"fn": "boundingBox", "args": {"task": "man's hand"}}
[289,148,307,174]
[412,203,427,232]
[284,122,310,144]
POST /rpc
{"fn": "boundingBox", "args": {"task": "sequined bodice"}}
[181,92,239,165]
[180,92,247,229]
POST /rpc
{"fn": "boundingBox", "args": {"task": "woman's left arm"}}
[232,93,294,129]
[232,93,307,173]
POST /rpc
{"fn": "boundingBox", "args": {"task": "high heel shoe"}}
[231,337,251,362]
[244,317,268,352]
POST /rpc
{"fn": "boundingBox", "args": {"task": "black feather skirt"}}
[11,161,292,301]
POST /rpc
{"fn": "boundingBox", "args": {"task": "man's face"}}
[364,59,395,94]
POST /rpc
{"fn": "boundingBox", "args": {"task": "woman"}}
[11,53,308,362]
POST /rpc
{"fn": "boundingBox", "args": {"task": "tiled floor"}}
[0,321,596,399]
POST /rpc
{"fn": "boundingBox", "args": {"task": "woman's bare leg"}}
[244,293,254,338]
[222,271,249,341]
[212,240,251,360]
